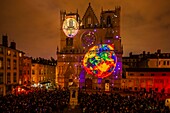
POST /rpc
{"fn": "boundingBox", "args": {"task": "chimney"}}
[147,52,150,55]
[157,49,161,54]
[2,35,8,47]
[143,51,146,56]
[129,52,132,57]
[10,41,16,49]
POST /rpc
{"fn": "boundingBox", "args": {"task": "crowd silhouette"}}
[0,88,169,113]
[0,89,69,113]
[79,91,169,113]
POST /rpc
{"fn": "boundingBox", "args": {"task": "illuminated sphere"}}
[62,18,79,38]
[83,44,117,78]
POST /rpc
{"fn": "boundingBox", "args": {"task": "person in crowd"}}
[0,88,169,113]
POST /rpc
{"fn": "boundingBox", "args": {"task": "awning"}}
[40,81,51,84]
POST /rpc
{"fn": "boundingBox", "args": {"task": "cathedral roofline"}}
[82,2,99,23]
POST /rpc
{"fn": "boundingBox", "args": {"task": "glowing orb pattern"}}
[81,31,96,47]
[62,18,79,37]
[83,44,117,78]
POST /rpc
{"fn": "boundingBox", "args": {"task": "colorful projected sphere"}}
[83,44,117,78]
[62,18,79,38]
[81,31,96,47]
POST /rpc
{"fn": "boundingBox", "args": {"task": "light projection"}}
[83,44,117,78]
[81,31,96,47]
[62,18,79,37]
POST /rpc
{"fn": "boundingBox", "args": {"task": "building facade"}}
[22,56,32,85]
[122,50,170,93]
[57,3,123,90]
[31,58,57,87]
[0,35,24,96]
[123,49,170,68]
[122,68,170,93]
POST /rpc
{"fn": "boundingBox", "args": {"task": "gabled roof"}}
[82,3,99,24]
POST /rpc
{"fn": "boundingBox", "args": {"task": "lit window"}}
[19,53,22,57]
[7,50,11,56]
[0,57,3,69]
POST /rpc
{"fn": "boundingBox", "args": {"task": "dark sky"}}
[0,0,170,58]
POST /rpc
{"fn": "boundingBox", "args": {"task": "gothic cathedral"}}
[56,3,123,91]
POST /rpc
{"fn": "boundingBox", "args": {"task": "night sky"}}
[0,0,170,58]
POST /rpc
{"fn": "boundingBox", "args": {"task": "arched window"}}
[107,16,111,26]
[87,16,92,25]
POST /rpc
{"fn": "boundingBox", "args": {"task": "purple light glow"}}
[116,36,119,38]
[98,78,102,84]
[79,69,86,80]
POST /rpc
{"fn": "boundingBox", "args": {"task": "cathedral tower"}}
[57,3,123,90]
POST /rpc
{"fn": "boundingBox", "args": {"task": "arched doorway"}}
[85,78,92,90]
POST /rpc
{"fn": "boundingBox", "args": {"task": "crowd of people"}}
[0,89,70,113]
[79,92,169,113]
[0,88,170,113]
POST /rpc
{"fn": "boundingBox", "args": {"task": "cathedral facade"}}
[56,3,123,91]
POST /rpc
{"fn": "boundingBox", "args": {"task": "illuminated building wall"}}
[0,35,24,96]
[122,68,170,93]
[123,49,170,68]
[122,50,170,93]
[57,3,123,90]
[22,56,32,85]
[31,58,56,85]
